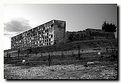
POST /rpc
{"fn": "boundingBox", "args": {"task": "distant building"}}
[65,28,115,42]
[11,20,66,49]
[85,28,115,39]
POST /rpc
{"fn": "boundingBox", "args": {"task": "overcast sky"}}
[4,4,117,50]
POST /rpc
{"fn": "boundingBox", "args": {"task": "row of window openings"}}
[24,30,53,37]
[22,26,54,36]
[13,38,53,45]
[13,39,53,45]
[29,39,52,44]
[12,27,54,41]
[13,35,54,43]
[23,34,53,40]
[35,24,54,31]
[13,41,53,47]
[25,38,53,43]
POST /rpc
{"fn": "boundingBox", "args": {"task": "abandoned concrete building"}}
[11,20,66,49]
[4,19,117,62]
[11,19,115,50]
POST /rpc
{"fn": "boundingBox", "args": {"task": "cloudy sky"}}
[4,4,117,50]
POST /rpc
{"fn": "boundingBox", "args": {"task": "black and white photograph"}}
[4,4,118,80]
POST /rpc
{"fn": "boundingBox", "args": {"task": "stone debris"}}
[4,63,117,79]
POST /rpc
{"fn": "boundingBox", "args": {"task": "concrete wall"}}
[54,20,66,44]
[29,47,116,57]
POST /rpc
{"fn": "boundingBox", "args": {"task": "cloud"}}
[4,18,32,37]
[4,18,32,32]
[4,31,18,37]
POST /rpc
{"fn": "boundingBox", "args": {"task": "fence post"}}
[48,54,51,66]
[77,45,81,60]
[18,49,20,60]
[61,52,64,59]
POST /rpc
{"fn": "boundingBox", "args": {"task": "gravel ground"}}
[4,61,118,80]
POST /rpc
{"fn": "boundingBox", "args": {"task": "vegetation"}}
[67,32,87,42]
[102,21,117,32]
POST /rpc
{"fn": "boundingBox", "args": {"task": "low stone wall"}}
[4,47,117,59]
[37,48,108,57]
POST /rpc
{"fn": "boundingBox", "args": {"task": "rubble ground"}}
[4,61,118,80]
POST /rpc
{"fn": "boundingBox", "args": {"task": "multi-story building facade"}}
[11,20,66,49]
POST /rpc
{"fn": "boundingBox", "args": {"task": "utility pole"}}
[78,45,81,60]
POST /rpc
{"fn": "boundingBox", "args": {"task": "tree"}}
[102,21,117,32]
[68,33,80,42]
[68,33,75,41]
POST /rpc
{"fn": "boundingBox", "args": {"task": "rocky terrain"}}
[4,61,118,80]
